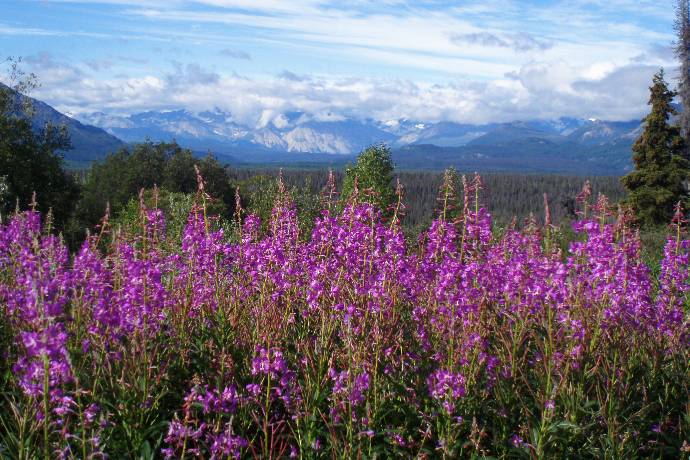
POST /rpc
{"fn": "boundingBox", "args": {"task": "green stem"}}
[42,354,50,460]
[264,370,272,458]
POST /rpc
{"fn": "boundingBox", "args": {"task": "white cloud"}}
[0,23,114,38]
[123,1,659,74]
[7,1,679,124]
[16,53,665,126]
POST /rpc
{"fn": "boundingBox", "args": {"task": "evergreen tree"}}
[341,143,396,213]
[74,141,169,228]
[622,70,690,226]
[162,150,234,213]
[163,148,199,194]
[676,0,690,148]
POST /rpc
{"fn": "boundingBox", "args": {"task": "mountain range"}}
[4,84,644,174]
[78,108,641,174]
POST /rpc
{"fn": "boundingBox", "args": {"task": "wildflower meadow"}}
[0,172,688,459]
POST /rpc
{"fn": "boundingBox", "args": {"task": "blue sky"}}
[0,0,679,125]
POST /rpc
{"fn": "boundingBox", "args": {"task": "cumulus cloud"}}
[23,52,85,86]
[7,0,675,114]
[85,59,115,72]
[277,70,311,82]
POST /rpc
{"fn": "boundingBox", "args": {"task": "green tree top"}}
[74,141,234,233]
[622,69,690,226]
[341,143,396,214]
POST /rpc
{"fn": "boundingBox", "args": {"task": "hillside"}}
[2,84,124,167]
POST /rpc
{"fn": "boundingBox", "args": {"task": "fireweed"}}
[0,175,688,459]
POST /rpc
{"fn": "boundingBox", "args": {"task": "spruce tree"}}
[622,70,690,226]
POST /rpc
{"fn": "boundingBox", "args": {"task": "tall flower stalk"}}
[0,173,688,458]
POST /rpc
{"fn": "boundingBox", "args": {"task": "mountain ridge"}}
[79,108,641,155]
[3,85,643,174]
[1,83,124,166]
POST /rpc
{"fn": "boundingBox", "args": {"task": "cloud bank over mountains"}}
[22,53,669,129]
[0,0,679,128]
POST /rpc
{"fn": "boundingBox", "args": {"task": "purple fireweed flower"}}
[427,369,466,415]
[3,176,690,458]
[328,368,370,422]
[1,212,73,403]
[168,208,231,319]
[655,237,690,343]
[511,434,526,448]
[247,347,301,412]
[111,241,167,334]
[70,241,116,340]
[84,403,99,425]
[163,384,244,459]
[566,217,654,332]
[209,430,247,460]
[312,438,322,451]
[391,433,406,447]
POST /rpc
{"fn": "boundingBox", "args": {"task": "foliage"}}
[237,172,321,239]
[232,167,627,228]
[0,58,79,230]
[341,143,396,214]
[0,174,688,459]
[163,150,234,208]
[72,141,234,241]
[114,189,200,246]
[622,70,690,227]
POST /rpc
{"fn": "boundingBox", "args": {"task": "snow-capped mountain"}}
[392,121,492,147]
[80,109,397,155]
[79,108,643,157]
[5,82,647,174]
[566,119,642,145]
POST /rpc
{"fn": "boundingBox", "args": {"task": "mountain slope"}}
[467,122,564,146]
[393,138,633,175]
[81,110,397,155]
[79,108,640,174]
[2,84,124,165]
[393,121,492,147]
[566,119,641,145]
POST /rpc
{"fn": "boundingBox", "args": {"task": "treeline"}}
[4,134,627,249]
[232,168,625,229]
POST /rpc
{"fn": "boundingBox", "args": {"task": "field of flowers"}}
[0,172,688,459]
